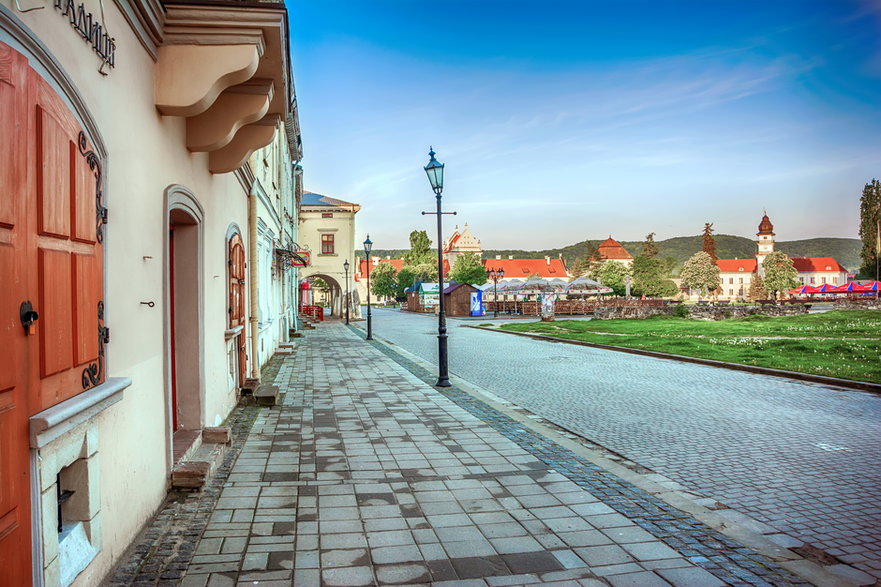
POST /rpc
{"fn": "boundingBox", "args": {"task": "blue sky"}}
[287,0,881,250]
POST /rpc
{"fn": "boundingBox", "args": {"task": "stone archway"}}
[301,273,343,317]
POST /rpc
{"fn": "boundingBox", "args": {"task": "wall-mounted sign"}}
[54,0,116,70]
[290,252,310,267]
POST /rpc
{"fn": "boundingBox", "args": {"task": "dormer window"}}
[825,266,831,271]
[738,267,744,272]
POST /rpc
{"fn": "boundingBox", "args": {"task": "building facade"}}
[298,191,361,318]
[714,214,848,299]
[0,1,302,584]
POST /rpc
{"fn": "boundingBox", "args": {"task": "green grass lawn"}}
[499,310,881,384]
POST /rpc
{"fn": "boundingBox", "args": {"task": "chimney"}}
[545,256,551,265]
[373,258,378,266]
[495,255,501,260]
[508,255,513,260]
[386,255,390,260]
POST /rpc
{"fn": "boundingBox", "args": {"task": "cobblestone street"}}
[361,308,881,583]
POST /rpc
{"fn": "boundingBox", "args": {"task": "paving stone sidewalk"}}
[167,322,812,587]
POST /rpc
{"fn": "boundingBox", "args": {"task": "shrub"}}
[672,304,691,318]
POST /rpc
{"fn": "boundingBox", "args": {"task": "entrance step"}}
[241,378,260,395]
[171,427,231,490]
[172,429,201,464]
[254,384,280,406]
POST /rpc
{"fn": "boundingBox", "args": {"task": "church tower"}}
[756,211,775,275]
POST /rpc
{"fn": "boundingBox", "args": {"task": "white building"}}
[715,213,848,299]
[0,1,303,584]
[298,192,361,318]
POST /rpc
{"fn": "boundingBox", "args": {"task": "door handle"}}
[20,301,39,335]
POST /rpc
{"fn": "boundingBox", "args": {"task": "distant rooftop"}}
[302,191,360,210]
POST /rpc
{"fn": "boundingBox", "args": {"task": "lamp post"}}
[487,268,505,318]
[343,260,350,325]
[363,236,373,340]
[422,147,455,387]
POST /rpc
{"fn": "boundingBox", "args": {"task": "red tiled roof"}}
[356,258,450,280]
[716,259,757,273]
[481,258,568,278]
[792,257,846,272]
[597,237,632,260]
[716,257,846,273]
[357,258,404,278]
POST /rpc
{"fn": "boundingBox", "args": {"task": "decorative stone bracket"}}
[155,4,290,173]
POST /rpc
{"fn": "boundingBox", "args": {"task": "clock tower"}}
[756,211,775,275]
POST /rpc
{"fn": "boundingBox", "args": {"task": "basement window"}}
[56,461,97,586]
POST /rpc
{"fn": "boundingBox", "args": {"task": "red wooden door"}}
[29,59,105,411]
[228,234,246,386]
[0,42,34,587]
[0,41,105,585]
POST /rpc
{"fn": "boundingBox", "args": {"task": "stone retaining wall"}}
[835,299,881,310]
[593,304,810,321]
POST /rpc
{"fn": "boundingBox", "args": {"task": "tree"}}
[449,252,487,285]
[859,179,881,279]
[762,251,799,299]
[702,223,718,262]
[369,263,398,299]
[402,230,434,266]
[395,267,418,301]
[570,241,602,277]
[589,261,631,296]
[747,275,768,302]
[410,262,438,282]
[660,256,678,277]
[642,232,659,259]
[632,256,677,297]
[680,251,721,296]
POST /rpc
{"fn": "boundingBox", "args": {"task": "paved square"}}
[174,323,809,586]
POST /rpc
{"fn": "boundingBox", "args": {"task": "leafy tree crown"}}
[449,252,487,285]
[680,251,720,296]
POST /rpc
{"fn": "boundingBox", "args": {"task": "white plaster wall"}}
[1,1,249,582]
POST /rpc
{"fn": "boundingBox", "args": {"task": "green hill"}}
[482,236,860,272]
[358,236,861,272]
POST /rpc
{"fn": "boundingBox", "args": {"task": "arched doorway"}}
[301,273,343,317]
[166,187,204,462]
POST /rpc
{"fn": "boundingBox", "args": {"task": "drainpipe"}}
[248,191,260,380]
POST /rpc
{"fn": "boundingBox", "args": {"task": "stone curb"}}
[465,324,881,395]
[353,323,866,587]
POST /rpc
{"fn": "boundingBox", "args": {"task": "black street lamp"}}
[487,267,505,318]
[343,259,350,325]
[422,147,455,387]
[364,235,373,340]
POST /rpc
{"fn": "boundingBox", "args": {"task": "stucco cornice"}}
[114,0,165,60]
[156,2,293,173]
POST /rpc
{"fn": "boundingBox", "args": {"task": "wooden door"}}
[29,58,105,411]
[228,233,246,386]
[0,41,105,584]
[0,42,35,587]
